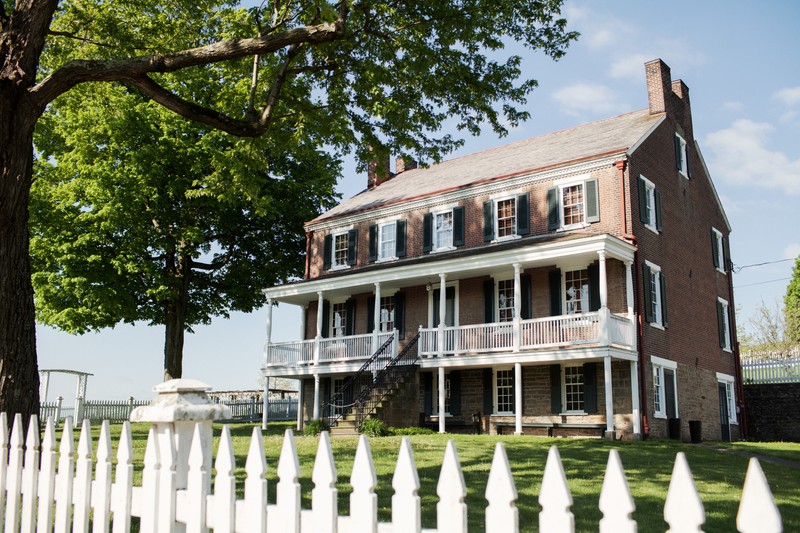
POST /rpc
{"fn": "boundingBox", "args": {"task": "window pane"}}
[564,366,584,411]
[498,279,515,322]
[380,296,395,332]
[653,368,663,414]
[565,269,589,314]
[435,211,454,249]
[333,303,347,337]
[379,222,396,259]
[334,234,349,267]
[496,369,514,413]
[562,184,584,226]
[496,198,516,238]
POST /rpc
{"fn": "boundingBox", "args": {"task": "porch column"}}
[597,250,609,346]
[630,361,641,438]
[604,355,615,440]
[513,263,522,352]
[373,282,382,352]
[313,374,321,420]
[314,291,324,365]
[300,304,307,339]
[514,363,522,435]
[438,367,446,434]
[296,379,305,431]
[265,298,274,344]
[262,376,269,430]
[438,273,447,356]
[624,260,634,316]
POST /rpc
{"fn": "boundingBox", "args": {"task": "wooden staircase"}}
[329,370,416,436]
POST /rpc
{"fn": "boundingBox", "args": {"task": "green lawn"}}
[60,421,799,532]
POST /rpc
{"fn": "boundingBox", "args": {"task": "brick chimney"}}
[395,155,418,174]
[671,79,693,141]
[367,152,393,190]
[645,59,672,115]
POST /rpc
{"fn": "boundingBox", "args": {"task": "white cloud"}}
[610,53,654,80]
[587,29,617,48]
[774,87,800,107]
[551,83,626,116]
[784,243,800,260]
[705,119,800,195]
[722,101,745,112]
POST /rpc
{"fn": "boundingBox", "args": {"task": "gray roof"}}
[313,108,662,224]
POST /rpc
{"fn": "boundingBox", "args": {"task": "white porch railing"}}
[420,312,635,357]
[265,338,315,366]
[265,332,395,367]
[0,414,781,533]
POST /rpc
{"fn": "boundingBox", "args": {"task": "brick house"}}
[262,59,743,441]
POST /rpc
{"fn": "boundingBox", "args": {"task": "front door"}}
[718,383,731,441]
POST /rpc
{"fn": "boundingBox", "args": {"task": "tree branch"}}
[30,18,346,108]
[47,29,115,48]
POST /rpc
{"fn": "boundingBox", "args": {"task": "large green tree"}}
[0,0,576,420]
[786,256,800,345]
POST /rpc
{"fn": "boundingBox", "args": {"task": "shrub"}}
[303,419,330,436]
[358,418,388,437]
[387,426,437,436]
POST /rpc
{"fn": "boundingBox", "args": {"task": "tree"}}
[0,0,577,420]
[786,255,800,345]
[746,299,787,351]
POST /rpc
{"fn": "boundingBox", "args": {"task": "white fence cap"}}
[130,378,231,423]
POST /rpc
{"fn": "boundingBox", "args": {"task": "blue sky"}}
[37,0,800,402]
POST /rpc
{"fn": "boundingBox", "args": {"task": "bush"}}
[387,426,437,436]
[303,419,330,436]
[358,418,388,437]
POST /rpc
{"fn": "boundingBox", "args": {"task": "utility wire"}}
[732,257,794,273]
[734,277,791,289]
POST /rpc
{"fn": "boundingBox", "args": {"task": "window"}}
[563,366,584,412]
[497,279,515,322]
[717,373,737,424]
[652,356,678,419]
[332,303,348,337]
[483,194,529,241]
[675,133,690,177]
[369,220,406,262]
[494,368,514,414]
[711,228,726,273]
[564,269,589,314]
[547,178,599,230]
[717,298,732,351]
[550,364,597,414]
[432,373,451,415]
[642,261,667,328]
[638,175,663,233]
[379,296,395,332]
[323,229,357,270]
[332,377,345,417]
[424,207,464,253]
[379,221,396,260]
[434,211,454,250]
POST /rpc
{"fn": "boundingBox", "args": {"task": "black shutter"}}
[395,292,405,339]
[655,188,663,231]
[510,371,516,414]
[449,371,461,416]
[483,368,494,414]
[345,299,356,336]
[550,365,562,414]
[367,297,375,332]
[347,229,357,266]
[549,269,562,316]
[423,372,433,416]
[642,263,653,323]
[675,134,682,171]
[368,225,378,262]
[521,274,532,320]
[660,272,668,327]
[583,363,597,414]
[588,262,600,312]
[638,176,648,224]
[547,187,559,230]
[585,179,599,223]
[517,193,530,235]
[711,228,720,269]
[394,220,406,258]
[483,200,494,241]
[685,142,691,177]
[453,206,465,246]
[723,235,731,273]
[483,279,495,323]
[422,213,433,253]
[323,234,332,270]
[717,300,726,347]
[321,300,330,338]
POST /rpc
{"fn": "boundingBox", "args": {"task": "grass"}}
[56,421,799,532]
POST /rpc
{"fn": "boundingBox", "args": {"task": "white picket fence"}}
[741,352,800,384]
[0,414,783,533]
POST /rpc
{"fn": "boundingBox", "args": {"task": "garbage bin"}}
[689,420,702,443]
[667,417,681,440]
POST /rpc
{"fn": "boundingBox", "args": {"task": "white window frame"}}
[493,367,514,415]
[431,372,452,416]
[376,220,398,262]
[652,356,678,419]
[563,268,590,315]
[496,278,515,323]
[494,195,518,241]
[331,301,348,338]
[718,297,732,352]
[432,207,456,252]
[640,175,659,234]
[331,228,353,270]
[426,281,460,329]
[561,364,586,414]
[712,227,725,274]
[716,372,738,425]
[379,295,395,333]
[560,182,586,230]
[645,260,665,329]
[331,377,346,417]
[676,133,689,178]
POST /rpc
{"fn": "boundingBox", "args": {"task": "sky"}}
[36,0,800,403]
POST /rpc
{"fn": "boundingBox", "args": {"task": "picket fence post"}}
[391,437,421,533]
[737,458,782,533]
[539,445,574,532]
[485,442,518,533]
[275,430,301,533]
[599,449,636,533]
[437,440,467,533]
[311,432,337,533]
[37,418,57,533]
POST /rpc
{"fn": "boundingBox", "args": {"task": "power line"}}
[733,257,794,273]
[734,277,791,289]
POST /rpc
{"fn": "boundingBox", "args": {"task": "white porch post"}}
[513,263,522,352]
[39,370,50,403]
[624,260,634,317]
[296,379,305,431]
[438,273,447,356]
[314,291,324,365]
[514,362,522,435]
[630,361,641,438]
[604,355,615,440]
[300,304,307,339]
[438,367,446,434]
[373,282,382,352]
[265,298,274,344]
[261,376,269,430]
[598,250,610,346]
[313,374,321,420]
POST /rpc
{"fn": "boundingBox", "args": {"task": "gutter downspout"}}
[617,159,650,438]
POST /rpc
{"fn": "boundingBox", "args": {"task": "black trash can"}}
[667,417,681,439]
[689,420,702,443]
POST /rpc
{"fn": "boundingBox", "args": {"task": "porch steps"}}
[329,374,412,436]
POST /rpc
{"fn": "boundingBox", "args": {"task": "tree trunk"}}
[0,84,41,422]
[163,252,191,381]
